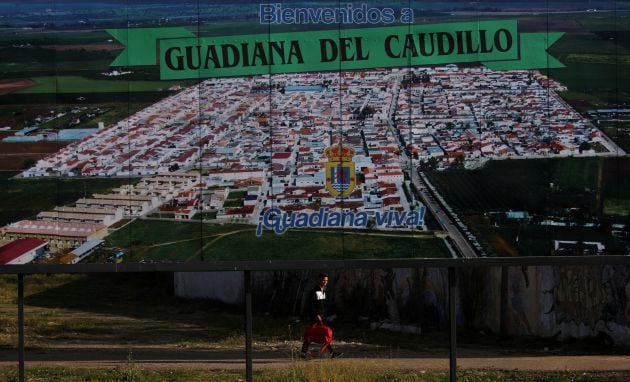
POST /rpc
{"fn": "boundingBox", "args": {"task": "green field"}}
[105,219,448,262]
[548,62,630,108]
[0,30,112,45]
[604,199,630,216]
[203,230,447,261]
[575,11,630,32]
[517,223,628,256]
[426,157,630,256]
[541,13,630,108]
[73,101,154,128]
[0,101,152,131]
[0,59,114,75]
[0,171,139,226]
[602,157,630,203]
[426,158,601,215]
[599,121,630,153]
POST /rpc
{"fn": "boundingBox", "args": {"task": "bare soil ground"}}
[0,141,67,170]
[0,79,34,96]
[0,343,629,372]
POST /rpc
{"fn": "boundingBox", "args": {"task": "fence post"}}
[448,267,457,382]
[500,266,510,337]
[244,270,253,382]
[18,273,25,382]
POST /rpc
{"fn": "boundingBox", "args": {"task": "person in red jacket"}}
[300,273,342,358]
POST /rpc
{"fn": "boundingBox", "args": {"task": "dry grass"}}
[0,365,627,382]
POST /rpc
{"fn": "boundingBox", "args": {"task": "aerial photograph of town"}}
[0,1,629,381]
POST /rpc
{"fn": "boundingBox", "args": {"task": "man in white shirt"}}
[300,273,342,358]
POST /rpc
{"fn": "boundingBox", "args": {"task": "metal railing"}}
[2,255,630,382]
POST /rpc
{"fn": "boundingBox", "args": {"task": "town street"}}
[387,81,479,258]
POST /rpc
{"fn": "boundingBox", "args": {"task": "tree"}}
[579,142,592,153]
[22,158,36,169]
[427,157,439,170]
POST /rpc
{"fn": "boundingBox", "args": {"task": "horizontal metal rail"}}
[1,255,628,274]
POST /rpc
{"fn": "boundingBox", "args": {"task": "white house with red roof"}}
[0,238,48,265]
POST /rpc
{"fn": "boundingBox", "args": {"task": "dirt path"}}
[187,229,252,261]
[1,345,629,372]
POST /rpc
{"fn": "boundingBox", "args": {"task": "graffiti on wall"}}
[546,266,629,327]
[532,265,630,344]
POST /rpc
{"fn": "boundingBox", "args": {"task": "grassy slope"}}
[106,219,448,261]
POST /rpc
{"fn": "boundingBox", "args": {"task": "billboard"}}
[0,1,629,263]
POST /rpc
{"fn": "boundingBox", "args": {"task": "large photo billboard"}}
[1,1,629,264]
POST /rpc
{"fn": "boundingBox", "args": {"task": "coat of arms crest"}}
[324,144,356,198]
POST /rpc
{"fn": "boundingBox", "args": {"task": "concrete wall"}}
[174,271,244,304]
[174,265,630,345]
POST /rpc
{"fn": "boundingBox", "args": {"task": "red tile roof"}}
[272,152,292,160]
[0,239,47,265]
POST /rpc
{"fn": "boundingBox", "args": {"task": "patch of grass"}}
[203,230,448,261]
[0,273,246,349]
[602,157,630,199]
[0,366,627,382]
[17,76,192,94]
[557,91,608,110]
[547,62,630,106]
[0,366,243,382]
[147,213,176,219]
[0,60,113,75]
[106,219,247,247]
[462,215,519,257]
[106,220,447,261]
[553,157,599,190]
[426,157,630,256]
[426,158,600,215]
[193,211,218,220]
[516,223,628,256]
[603,199,630,216]
[80,102,150,128]
[579,12,630,32]
[545,26,630,106]
[130,239,204,262]
[549,33,630,56]
[223,199,243,208]
[563,54,630,65]
[0,30,112,45]
[599,121,630,130]
[227,190,247,200]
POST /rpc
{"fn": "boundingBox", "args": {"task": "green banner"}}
[107,20,564,79]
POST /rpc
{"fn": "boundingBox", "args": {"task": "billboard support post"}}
[18,273,25,382]
[448,267,457,382]
[244,270,253,382]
